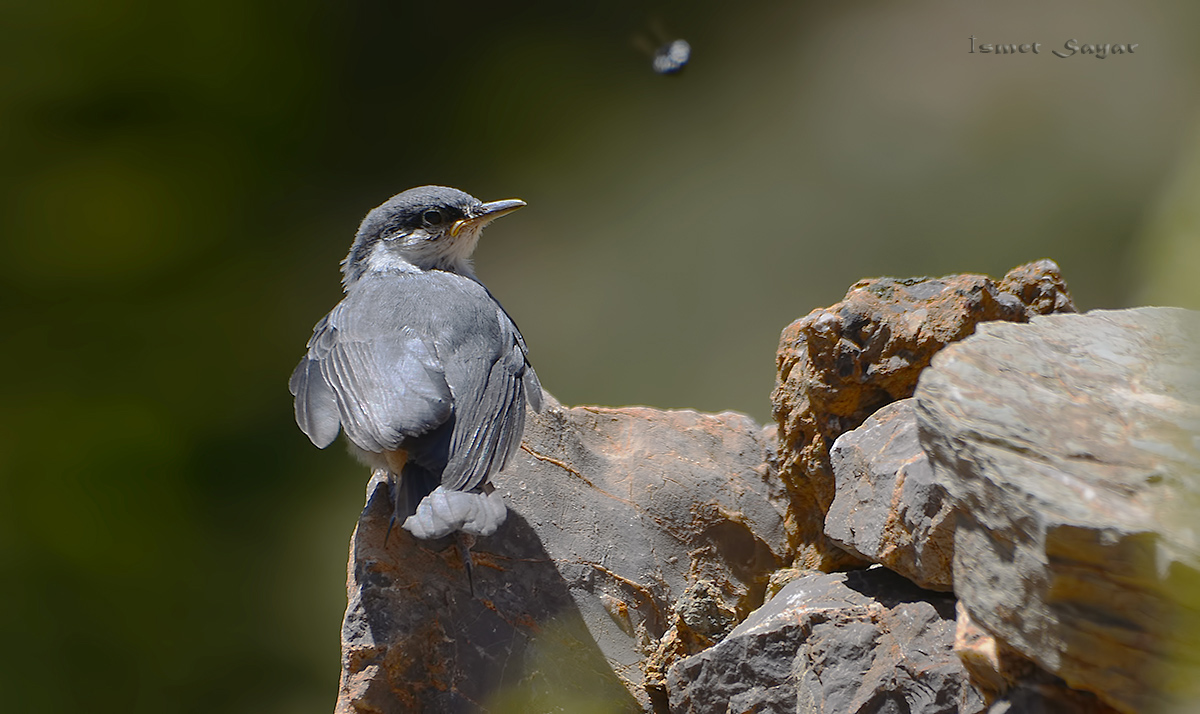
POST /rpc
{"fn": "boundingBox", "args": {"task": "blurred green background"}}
[2,0,1197,711]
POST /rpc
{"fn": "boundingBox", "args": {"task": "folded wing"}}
[289,271,541,494]
[289,301,454,453]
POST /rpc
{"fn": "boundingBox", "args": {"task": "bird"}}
[289,185,542,553]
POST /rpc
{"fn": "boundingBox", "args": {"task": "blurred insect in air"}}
[633,19,691,76]
[652,39,691,75]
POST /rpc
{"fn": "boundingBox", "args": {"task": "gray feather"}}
[289,356,341,448]
[323,329,451,452]
[290,269,539,493]
[523,369,543,413]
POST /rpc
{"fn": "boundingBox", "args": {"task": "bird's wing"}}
[289,314,342,448]
[290,272,538,492]
[487,286,543,415]
[289,295,453,453]
[405,277,535,493]
[438,336,526,491]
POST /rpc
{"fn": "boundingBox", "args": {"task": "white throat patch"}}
[364,224,483,278]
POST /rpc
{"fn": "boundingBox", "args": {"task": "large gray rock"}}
[666,568,987,713]
[915,307,1200,714]
[335,397,789,713]
[827,399,956,590]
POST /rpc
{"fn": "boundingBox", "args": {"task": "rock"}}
[985,684,1124,714]
[954,603,1121,714]
[337,484,633,714]
[771,260,1074,569]
[764,566,808,600]
[673,580,738,642]
[665,568,987,713]
[335,396,789,713]
[953,601,1036,696]
[915,307,1200,714]
[826,398,956,590]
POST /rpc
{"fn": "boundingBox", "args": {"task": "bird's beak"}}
[450,198,526,237]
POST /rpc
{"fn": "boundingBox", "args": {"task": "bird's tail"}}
[402,484,507,540]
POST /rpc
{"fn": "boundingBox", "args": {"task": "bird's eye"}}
[422,209,445,226]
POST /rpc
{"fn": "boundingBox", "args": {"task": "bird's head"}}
[341,185,525,288]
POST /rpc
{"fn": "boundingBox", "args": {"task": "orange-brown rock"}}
[771,259,1074,568]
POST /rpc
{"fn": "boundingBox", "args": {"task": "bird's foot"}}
[456,532,477,597]
[382,470,405,547]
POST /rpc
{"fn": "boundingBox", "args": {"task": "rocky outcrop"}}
[329,262,1199,714]
[335,399,788,713]
[666,568,984,713]
[771,260,1074,569]
[915,307,1200,713]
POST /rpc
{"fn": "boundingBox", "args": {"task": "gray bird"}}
[290,185,542,545]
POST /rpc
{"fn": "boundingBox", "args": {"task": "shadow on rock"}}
[334,398,789,712]
[337,478,640,714]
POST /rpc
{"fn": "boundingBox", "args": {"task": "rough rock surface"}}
[771,260,1075,568]
[953,601,1037,697]
[666,568,987,713]
[915,307,1200,714]
[326,264,1196,714]
[334,397,788,713]
[827,398,955,591]
[954,603,1121,713]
